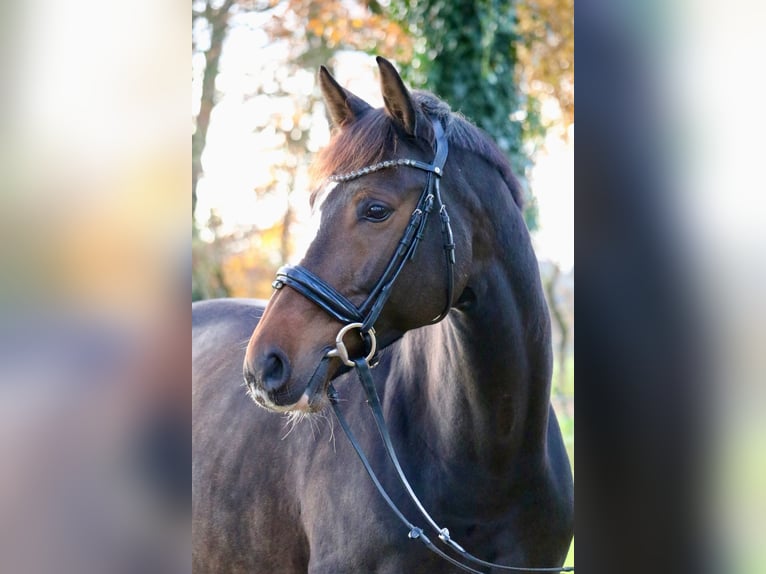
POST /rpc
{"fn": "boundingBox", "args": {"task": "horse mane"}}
[310,91,524,209]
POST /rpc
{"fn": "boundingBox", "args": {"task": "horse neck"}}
[394,199,553,474]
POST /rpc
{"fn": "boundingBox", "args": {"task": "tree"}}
[193,0,236,238]
[385,0,572,229]
[384,0,538,227]
[192,0,240,299]
[192,0,284,299]
[266,0,412,67]
[259,1,412,265]
[517,0,573,132]
[192,210,231,300]
[192,0,412,299]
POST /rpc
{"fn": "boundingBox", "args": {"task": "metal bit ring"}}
[326,323,377,367]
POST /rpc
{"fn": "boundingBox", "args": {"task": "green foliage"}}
[192,237,230,301]
[386,0,544,228]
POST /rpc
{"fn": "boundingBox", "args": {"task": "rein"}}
[330,360,574,573]
[271,119,574,573]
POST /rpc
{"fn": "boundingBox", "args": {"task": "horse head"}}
[243,58,477,413]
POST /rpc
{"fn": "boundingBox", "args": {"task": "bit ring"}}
[326,323,377,367]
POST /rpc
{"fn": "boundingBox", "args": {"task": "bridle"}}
[270,118,574,573]
[273,120,455,358]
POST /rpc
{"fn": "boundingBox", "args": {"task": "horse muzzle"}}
[243,346,341,413]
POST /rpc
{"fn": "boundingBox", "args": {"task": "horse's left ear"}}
[377,56,417,136]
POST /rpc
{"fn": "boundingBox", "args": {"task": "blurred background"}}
[0,0,763,572]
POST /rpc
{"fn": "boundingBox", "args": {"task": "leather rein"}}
[271,119,573,573]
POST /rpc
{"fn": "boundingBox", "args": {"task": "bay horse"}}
[193,57,573,573]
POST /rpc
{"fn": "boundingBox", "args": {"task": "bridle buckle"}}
[326,322,377,367]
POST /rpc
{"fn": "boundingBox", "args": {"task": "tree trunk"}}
[280,203,293,265]
[192,0,236,237]
[545,263,570,394]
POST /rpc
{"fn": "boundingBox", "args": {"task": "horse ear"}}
[318,65,371,129]
[376,56,417,136]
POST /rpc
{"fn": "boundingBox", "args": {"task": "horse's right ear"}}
[318,66,371,129]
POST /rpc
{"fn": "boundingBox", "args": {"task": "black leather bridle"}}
[273,120,455,359]
[270,118,574,573]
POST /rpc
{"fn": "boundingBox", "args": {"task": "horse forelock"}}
[310,90,523,209]
[309,111,395,200]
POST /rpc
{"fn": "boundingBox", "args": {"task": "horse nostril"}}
[261,349,290,392]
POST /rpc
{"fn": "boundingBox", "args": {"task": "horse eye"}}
[363,204,392,222]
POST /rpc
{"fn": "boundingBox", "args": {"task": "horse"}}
[193,57,573,573]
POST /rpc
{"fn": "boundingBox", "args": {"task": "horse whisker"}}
[281,413,300,440]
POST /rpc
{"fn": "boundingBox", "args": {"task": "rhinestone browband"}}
[329,159,442,183]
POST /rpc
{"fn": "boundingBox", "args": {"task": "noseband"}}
[269,118,573,573]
